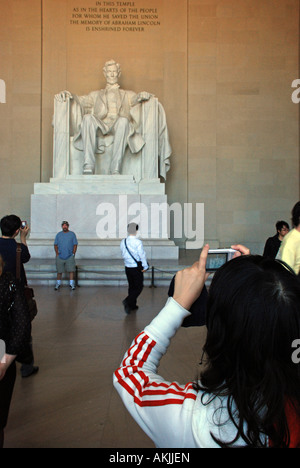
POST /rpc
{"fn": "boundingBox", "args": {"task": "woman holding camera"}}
[114,244,300,448]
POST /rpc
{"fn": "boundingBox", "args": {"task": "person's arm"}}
[19,225,29,247]
[280,242,296,272]
[113,246,210,448]
[114,297,199,447]
[0,354,16,381]
[19,226,31,263]
[20,244,30,265]
[231,244,251,257]
[54,233,59,256]
[72,233,78,256]
[136,240,148,271]
[172,244,210,310]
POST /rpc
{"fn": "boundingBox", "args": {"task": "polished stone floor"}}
[4,283,207,448]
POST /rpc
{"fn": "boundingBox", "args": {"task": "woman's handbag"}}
[23,287,38,322]
[16,244,38,321]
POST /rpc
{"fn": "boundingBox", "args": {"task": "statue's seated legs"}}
[80,114,131,175]
[53,96,170,181]
[110,117,131,175]
[80,114,99,174]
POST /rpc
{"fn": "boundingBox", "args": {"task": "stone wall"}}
[0,0,299,252]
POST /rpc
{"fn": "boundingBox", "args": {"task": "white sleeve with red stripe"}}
[113,297,200,448]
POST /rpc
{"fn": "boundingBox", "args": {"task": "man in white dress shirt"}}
[120,223,149,314]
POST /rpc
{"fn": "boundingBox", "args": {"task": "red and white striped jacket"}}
[113,297,255,448]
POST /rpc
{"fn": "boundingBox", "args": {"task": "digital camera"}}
[206,248,237,272]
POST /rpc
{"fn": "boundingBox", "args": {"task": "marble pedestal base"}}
[28,175,179,260]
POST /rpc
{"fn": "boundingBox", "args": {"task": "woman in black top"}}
[0,255,31,448]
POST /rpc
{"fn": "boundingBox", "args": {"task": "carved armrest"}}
[53,99,71,178]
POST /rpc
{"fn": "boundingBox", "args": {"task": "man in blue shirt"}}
[54,221,78,290]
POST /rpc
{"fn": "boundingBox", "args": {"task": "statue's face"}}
[104,64,120,85]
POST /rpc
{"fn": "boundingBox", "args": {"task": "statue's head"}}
[103,60,121,85]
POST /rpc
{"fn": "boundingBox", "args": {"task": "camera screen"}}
[206,253,228,271]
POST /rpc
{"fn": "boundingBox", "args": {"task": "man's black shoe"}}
[22,366,39,378]
[122,300,131,315]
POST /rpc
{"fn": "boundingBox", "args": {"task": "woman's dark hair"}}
[291,201,300,227]
[196,255,300,448]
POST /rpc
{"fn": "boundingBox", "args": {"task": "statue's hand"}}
[137,91,153,102]
[55,90,73,102]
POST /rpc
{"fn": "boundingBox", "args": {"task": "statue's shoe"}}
[83,167,93,175]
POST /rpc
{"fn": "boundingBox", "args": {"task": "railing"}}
[73,265,176,288]
[25,264,211,288]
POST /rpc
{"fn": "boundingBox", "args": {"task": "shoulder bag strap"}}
[16,243,28,285]
[16,243,22,281]
[124,239,139,266]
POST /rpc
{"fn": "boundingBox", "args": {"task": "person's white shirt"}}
[113,297,259,448]
[120,235,148,270]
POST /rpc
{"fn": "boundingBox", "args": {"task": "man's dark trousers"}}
[124,267,144,310]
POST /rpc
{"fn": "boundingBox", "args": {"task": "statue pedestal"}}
[28,175,179,260]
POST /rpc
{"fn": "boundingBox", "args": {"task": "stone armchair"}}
[52,96,171,182]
